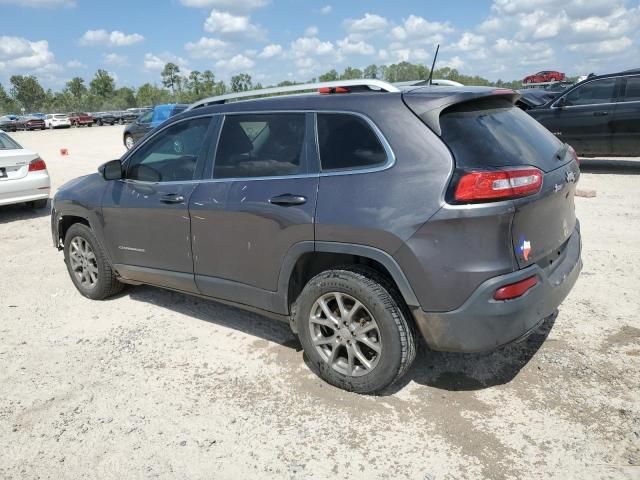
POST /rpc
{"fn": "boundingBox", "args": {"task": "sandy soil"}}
[0,126,639,480]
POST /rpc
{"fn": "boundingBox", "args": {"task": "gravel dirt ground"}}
[1,126,639,480]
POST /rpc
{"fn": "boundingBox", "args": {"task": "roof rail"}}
[186,79,400,110]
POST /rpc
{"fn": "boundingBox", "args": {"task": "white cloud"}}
[258,43,282,58]
[143,52,189,71]
[320,5,332,15]
[104,53,128,66]
[568,36,633,54]
[178,0,267,13]
[290,36,334,58]
[0,36,56,70]
[0,0,75,7]
[345,13,389,34]
[391,15,454,44]
[80,29,144,47]
[336,37,375,55]
[440,56,465,70]
[204,10,265,38]
[451,32,486,51]
[66,59,85,68]
[184,37,229,59]
[215,54,254,71]
[304,26,319,37]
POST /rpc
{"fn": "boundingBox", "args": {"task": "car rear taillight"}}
[453,167,542,203]
[567,145,579,166]
[28,158,47,172]
[494,276,538,301]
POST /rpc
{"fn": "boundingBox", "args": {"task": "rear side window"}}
[622,76,640,102]
[213,113,306,179]
[0,133,20,150]
[317,113,387,171]
[440,98,562,172]
[564,78,616,106]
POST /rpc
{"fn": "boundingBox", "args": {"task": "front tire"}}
[63,223,123,300]
[295,267,416,394]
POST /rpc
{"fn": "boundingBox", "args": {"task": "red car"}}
[16,116,45,131]
[68,112,94,127]
[523,70,565,84]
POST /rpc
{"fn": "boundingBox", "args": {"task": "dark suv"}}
[526,69,640,156]
[51,81,582,394]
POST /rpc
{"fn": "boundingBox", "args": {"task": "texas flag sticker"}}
[518,235,532,261]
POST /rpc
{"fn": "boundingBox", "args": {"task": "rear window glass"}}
[317,113,387,171]
[0,133,20,150]
[214,113,306,179]
[440,98,562,171]
[623,76,640,102]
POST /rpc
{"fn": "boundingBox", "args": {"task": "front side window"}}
[563,78,616,106]
[316,113,387,171]
[622,76,640,102]
[213,113,306,179]
[125,117,211,182]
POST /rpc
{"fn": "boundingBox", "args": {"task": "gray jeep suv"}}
[51,80,582,393]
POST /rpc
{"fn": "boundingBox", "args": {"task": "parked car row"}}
[0,107,154,133]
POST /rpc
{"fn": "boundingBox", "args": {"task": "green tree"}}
[0,82,17,114]
[230,73,252,92]
[318,69,338,82]
[201,70,216,96]
[9,75,46,111]
[188,70,202,98]
[136,83,170,106]
[65,77,87,99]
[339,67,363,80]
[112,87,137,109]
[363,64,380,79]
[89,69,115,98]
[161,63,181,94]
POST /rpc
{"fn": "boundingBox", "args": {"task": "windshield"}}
[0,133,21,150]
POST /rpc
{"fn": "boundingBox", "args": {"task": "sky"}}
[0,0,639,90]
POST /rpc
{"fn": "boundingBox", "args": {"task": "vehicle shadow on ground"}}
[0,201,50,225]
[125,285,556,394]
[579,159,640,175]
[385,312,557,394]
[125,285,301,350]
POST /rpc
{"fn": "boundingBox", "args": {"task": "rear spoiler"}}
[403,89,520,136]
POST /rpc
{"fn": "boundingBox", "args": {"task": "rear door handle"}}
[593,111,608,116]
[160,194,185,204]
[269,194,307,206]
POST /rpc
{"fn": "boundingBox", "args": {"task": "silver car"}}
[0,131,50,208]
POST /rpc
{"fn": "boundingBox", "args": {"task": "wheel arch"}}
[280,241,420,313]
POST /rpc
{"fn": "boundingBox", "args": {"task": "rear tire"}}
[63,223,123,300]
[295,267,416,394]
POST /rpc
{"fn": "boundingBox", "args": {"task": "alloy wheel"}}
[69,236,99,289]
[309,292,382,377]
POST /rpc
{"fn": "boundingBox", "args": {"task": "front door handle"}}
[160,194,185,204]
[269,194,307,206]
[593,111,609,116]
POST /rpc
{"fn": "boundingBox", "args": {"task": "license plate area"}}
[0,167,7,179]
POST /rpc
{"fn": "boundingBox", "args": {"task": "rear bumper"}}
[0,172,50,206]
[413,225,582,352]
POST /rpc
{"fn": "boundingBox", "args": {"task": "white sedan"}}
[44,113,71,129]
[0,132,50,209]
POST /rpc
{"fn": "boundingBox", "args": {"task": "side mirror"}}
[555,96,567,108]
[99,159,123,180]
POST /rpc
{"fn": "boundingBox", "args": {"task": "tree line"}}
[0,61,526,115]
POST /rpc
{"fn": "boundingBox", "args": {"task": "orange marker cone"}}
[60,148,68,156]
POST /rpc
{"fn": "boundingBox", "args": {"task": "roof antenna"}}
[427,44,440,86]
